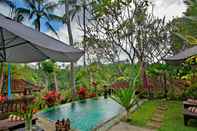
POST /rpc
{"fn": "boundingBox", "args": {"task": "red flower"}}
[78,87,86,95]
[78,87,87,99]
[43,91,61,106]
[0,95,6,103]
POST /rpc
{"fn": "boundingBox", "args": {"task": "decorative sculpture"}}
[55,118,71,131]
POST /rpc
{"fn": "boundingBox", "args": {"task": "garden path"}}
[146,101,168,129]
[108,122,155,131]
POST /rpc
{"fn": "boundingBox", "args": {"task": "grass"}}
[159,101,197,131]
[128,100,160,126]
[128,100,197,131]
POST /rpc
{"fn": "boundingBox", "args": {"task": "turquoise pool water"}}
[38,97,124,131]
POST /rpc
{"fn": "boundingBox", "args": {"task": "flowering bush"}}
[43,91,61,106]
[78,87,87,99]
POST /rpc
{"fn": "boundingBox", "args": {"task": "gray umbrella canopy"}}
[164,46,197,64]
[0,14,83,63]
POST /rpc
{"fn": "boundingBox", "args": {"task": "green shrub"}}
[183,83,197,99]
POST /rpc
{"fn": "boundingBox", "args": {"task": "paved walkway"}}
[108,122,155,131]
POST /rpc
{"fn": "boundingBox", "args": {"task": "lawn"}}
[128,100,197,131]
[128,100,160,126]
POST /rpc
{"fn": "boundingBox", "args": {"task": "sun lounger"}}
[183,107,197,126]
[0,117,37,131]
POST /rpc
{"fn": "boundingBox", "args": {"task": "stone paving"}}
[108,122,155,131]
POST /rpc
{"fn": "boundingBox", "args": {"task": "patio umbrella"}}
[164,46,197,65]
[0,14,84,97]
[0,14,83,63]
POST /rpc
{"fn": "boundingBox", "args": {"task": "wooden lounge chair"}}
[0,95,36,130]
[183,109,197,126]
[0,117,37,131]
[183,100,197,109]
[0,95,34,116]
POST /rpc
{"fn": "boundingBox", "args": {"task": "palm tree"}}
[174,0,197,45]
[16,0,60,35]
[58,0,81,97]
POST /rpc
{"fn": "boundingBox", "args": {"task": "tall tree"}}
[87,0,173,64]
[59,0,81,97]
[16,0,60,34]
[86,0,173,90]
[172,0,197,51]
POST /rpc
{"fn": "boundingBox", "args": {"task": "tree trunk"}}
[65,1,76,97]
[44,74,49,90]
[53,72,58,91]
[83,0,86,67]
[35,18,41,32]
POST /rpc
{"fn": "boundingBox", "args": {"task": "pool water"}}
[38,97,124,131]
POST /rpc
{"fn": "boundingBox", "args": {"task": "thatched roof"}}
[4,79,41,93]
[164,46,197,64]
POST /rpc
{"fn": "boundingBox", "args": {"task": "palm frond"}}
[29,10,36,20]
[48,13,63,22]
[15,8,31,15]
[44,2,59,12]
[173,32,189,43]
[70,5,81,21]
[45,22,59,38]
[184,16,197,21]
[23,0,36,10]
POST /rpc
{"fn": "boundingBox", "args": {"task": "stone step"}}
[155,109,165,114]
[151,117,163,123]
[147,121,161,129]
[152,113,165,119]
[157,106,168,111]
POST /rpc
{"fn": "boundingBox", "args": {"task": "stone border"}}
[93,99,146,131]
[93,110,127,131]
[36,115,56,131]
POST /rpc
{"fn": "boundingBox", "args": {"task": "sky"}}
[0,0,187,65]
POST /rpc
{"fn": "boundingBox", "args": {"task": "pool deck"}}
[108,122,155,131]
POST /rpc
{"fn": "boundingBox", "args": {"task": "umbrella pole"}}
[0,62,4,94]
[8,64,11,98]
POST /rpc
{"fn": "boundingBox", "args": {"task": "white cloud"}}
[0,4,12,16]
[151,0,187,20]
[46,22,83,44]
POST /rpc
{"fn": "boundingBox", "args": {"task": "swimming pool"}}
[37,97,125,131]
